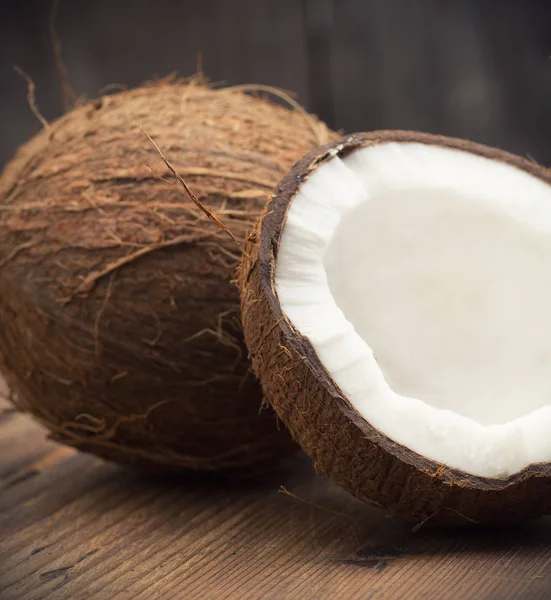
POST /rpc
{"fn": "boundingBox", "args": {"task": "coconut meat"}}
[275,141,551,478]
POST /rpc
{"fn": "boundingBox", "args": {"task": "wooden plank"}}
[303,0,336,128]
[3,0,551,168]
[53,0,309,98]
[1,398,551,599]
[330,0,551,162]
[1,0,309,168]
[0,0,56,168]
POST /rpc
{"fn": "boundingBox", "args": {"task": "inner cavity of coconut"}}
[275,141,551,478]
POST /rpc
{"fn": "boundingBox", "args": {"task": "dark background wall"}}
[2,0,551,168]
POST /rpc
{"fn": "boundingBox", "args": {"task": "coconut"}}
[0,79,336,471]
[239,130,551,524]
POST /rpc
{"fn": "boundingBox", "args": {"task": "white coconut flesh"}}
[275,141,551,479]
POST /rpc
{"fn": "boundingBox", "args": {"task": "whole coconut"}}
[0,79,335,470]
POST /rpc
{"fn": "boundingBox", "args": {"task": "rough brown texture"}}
[0,79,336,471]
[239,130,551,524]
[4,404,551,600]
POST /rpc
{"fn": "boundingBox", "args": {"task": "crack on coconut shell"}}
[239,130,551,523]
[0,81,338,471]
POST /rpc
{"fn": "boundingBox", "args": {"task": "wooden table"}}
[2,387,551,600]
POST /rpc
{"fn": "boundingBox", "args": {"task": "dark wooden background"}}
[1,0,551,168]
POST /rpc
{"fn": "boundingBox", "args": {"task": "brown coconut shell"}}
[0,79,336,471]
[239,130,551,524]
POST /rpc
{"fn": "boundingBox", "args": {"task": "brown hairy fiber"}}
[0,79,336,471]
[239,130,551,524]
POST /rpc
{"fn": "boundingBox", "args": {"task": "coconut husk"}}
[0,78,336,471]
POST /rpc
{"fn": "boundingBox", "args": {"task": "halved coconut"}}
[239,131,551,525]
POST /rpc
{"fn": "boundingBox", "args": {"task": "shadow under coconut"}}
[126,457,551,581]
[29,448,551,551]
[133,447,307,491]
[410,517,551,553]
[4,440,551,599]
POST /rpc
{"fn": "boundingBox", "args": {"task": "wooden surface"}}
[2,3,551,598]
[1,387,551,600]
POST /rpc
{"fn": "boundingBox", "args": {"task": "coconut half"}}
[239,131,551,524]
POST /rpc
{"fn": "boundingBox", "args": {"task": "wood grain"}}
[3,0,551,167]
[0,0,309,167]
[329,0,551,161]
[2,2,551,597]
[1,380,551,599]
